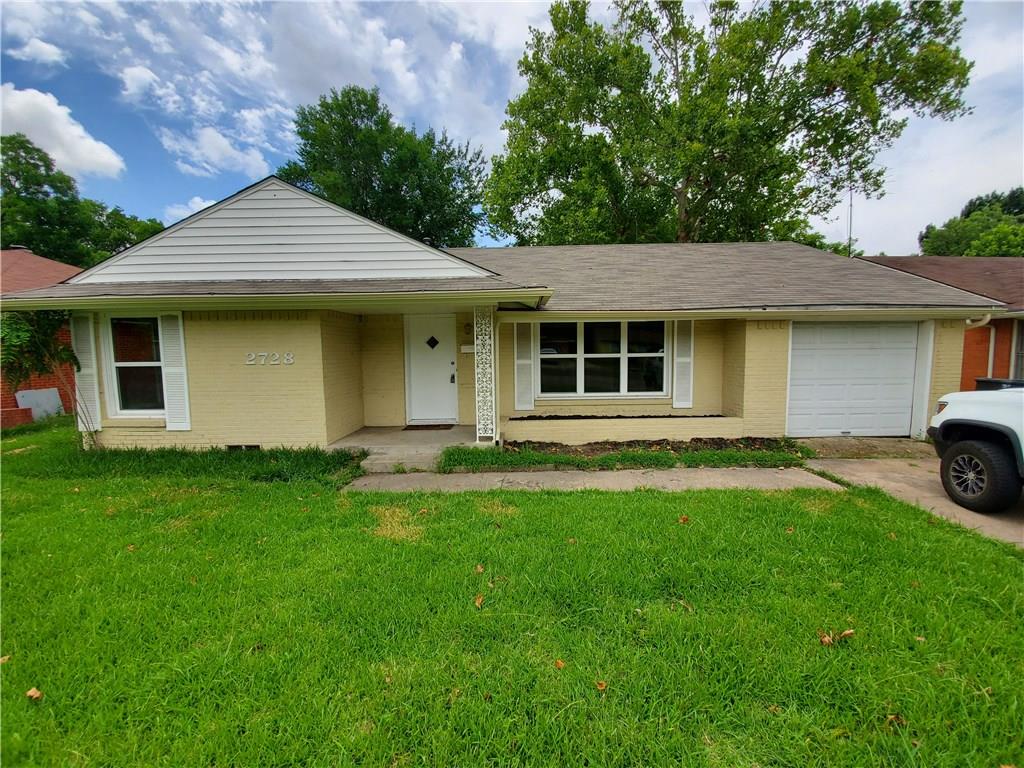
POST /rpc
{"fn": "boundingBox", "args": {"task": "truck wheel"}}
[940,440,1023,514]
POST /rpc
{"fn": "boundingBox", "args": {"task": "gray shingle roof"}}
[2,241,1002,312]
[450,242,1001,311]
[2,275,541,300]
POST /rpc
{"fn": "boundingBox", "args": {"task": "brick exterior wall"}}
[1,325,76,426]
[959,318,1014,390]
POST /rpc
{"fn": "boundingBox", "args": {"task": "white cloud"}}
[118,64,183,112]
[158,125,269,179]
[1,3,55,43]
[136,19,173,54]
[163,195,216,224]
[7,37,67,66]
[119,64,158,98]
[0,83,125,178]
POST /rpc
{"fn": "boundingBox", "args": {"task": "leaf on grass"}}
[25,687,43,701]
[555,659,566,670]
[820,628,854,646]
[595,680,607,692]
[887,531,897,541]
[475,564,485,574]
[785,526,795,534]
[566,537,577,545]
[677,515,690,524]
[886,713,907,728]
[126,544,137,552]
[915,636,926,643]
[474,593,484,610]
[0,655,9,664]
[767,704,782,714]
[910,580,921,589]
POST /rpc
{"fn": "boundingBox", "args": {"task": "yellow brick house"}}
[2,177,1004,449]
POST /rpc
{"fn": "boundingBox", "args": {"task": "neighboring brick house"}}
[1,247,82,427]
[865,256,1024,390]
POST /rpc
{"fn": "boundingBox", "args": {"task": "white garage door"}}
[788,322,919,437]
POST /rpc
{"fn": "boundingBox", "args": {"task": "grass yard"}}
[2,422,1023,766]
[438,437,810,473]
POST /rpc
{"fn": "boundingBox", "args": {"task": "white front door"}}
[788,322,919,437]
[405,314,458,424]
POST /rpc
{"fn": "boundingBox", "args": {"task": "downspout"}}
[965,313,991,329]
[987,325,996,377]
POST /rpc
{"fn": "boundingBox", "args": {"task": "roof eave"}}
[1,287,553,312]
[494,304,1006,320]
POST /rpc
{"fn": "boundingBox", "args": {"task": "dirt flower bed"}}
[503,436,810,458]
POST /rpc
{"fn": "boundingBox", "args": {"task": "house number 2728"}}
[245,352,295,365]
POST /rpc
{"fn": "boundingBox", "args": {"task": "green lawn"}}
[438,438,809,473]
[2,423,1023,766]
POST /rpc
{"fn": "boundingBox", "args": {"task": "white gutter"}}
[965,313,992,329]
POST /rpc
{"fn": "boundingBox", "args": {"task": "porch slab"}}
[330,426,477,473]
[347,467,841,492]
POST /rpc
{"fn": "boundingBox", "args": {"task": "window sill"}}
[101,417,166,428]
[535,393,670,401]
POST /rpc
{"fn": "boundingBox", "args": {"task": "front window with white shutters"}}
[106,317,165,414]
[537,321,668,397]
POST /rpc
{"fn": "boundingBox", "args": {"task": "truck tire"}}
[940,440,1023,514]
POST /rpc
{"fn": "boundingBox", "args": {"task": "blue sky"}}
[1,1,1021,254]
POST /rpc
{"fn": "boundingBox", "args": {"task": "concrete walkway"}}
[348,467,841,492]
[330,426,476,473]
[809,458,1024,547]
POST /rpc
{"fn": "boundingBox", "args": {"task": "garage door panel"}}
[788,322,918,437]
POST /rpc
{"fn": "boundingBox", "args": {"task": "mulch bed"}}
[503,437,798,458]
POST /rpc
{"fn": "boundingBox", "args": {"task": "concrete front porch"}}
[330,425,478,473]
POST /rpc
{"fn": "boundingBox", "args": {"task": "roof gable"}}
[71,178,491,284]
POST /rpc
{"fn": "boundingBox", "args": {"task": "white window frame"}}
[535,320,671,399]
[100,314,167,418]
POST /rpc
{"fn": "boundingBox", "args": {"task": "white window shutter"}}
[69,313,102,432]
[514,323,535,411]
[158,313,191,431]
[672,320,693,408]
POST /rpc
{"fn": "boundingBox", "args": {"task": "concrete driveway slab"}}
[809,458,1024,547]
[348,467,841,493]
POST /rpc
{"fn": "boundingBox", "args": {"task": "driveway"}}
[808,457,1024,547]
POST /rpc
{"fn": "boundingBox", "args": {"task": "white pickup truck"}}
[929,387,1024,513]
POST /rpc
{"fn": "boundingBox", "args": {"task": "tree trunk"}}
[675,183,691,243]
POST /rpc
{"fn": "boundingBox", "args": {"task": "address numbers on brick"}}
[245,352,295,365]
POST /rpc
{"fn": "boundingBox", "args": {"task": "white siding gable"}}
[71,178,491,284]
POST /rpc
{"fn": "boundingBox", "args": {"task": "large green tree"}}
[1,134,164,268]
[278,87,486,248]
[918,187,1024,256]
[485,0,972,246]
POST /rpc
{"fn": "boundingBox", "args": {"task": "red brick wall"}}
[0,325,76,414]
[959,319,1015,390]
